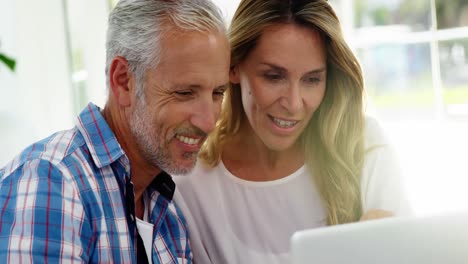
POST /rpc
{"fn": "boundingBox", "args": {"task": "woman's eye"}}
[303,75,322,85]
[307,77,320,83]
[264,73,284,81]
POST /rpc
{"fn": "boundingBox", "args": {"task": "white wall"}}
[66,0,109,109]
[212,0,240,23]
[0,0,74,164]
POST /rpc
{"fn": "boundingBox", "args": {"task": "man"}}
[0,0,230,263]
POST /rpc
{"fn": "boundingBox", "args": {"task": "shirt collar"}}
[149,171,175,201]
[76,102,126,168]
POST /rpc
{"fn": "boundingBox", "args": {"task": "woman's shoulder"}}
[361,117,411,216]
[172,158,221,188]
[172,159,230,226]
[364,115,391,148]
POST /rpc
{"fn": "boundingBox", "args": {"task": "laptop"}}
[291,211,468,264]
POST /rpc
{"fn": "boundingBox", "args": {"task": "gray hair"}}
[105,0,226,97]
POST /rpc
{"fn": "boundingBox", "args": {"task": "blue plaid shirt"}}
[0,103,192,263]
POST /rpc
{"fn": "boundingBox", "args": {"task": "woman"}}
[174,0,410,263]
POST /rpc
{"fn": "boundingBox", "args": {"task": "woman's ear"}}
[229,65,240,84]
[109,56,133,107]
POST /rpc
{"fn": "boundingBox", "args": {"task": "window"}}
[347,0,468,120]
[339,0,468,215]
[64,0,111,112]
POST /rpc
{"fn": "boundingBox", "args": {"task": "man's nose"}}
[190,99,217,134]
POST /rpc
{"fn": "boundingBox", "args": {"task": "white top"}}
[136,195,154,264]
[136,217,154,264]
[173,117,411,264]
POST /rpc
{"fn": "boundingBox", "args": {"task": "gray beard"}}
[128,97,195,175]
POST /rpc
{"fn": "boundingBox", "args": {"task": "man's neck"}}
[102,102,161,218]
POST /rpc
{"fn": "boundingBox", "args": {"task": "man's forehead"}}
[158,29,228,61]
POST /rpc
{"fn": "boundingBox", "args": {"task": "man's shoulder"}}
[1,127,87,180]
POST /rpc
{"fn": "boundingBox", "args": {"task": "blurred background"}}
[1,0,467,216]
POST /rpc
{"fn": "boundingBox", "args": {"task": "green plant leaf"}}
[0,53,16,72]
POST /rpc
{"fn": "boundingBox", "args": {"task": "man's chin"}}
[163,158,197,175]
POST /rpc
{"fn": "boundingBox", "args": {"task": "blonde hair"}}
[201,0,365,225]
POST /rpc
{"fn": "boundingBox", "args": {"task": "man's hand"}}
[360,209,394,221]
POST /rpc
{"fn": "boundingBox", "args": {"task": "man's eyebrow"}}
[173,83,230,90]
[215,83,230,90]
[173,84,201,90]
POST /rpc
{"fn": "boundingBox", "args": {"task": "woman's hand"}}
[360,209,394,221]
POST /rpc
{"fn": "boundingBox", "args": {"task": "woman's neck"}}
[222,126,304,182]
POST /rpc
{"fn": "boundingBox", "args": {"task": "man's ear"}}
[109,56,133,107]
[229,65,240,84]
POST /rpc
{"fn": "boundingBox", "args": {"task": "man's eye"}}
[175,90,193,96]
[213,89,226,99]
[214,89,226,96]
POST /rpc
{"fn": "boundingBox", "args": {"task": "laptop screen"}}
[291,212,468,264]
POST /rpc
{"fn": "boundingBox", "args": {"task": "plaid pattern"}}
[0,103,191,263]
